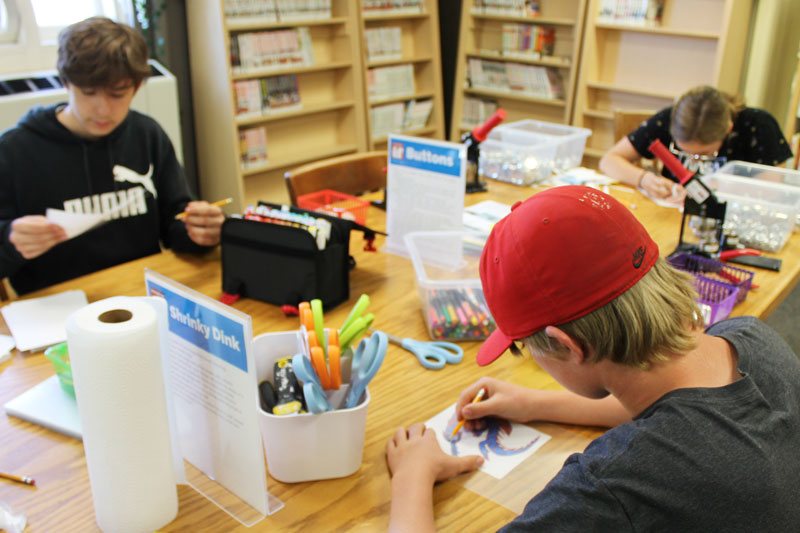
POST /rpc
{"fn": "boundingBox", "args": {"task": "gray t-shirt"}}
[500,316,800,532]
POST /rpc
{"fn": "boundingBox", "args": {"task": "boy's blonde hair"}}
[57,17,150,89]
[519,259,703,369]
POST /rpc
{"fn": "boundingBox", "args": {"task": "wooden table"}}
[1,181,798,532]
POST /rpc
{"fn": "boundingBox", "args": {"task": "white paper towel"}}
[66,296,180,532]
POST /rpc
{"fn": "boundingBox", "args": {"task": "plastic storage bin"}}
[404,231,496,341]
[714,160,800,230]
[297,189,369,225]
[479,119,590,185]
[703,168,800,252]
[254,330,368,483]
[667,253,754,304]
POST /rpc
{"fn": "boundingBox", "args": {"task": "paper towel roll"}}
[66,296,179,532]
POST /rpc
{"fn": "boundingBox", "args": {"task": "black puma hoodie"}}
[0,104,209,295]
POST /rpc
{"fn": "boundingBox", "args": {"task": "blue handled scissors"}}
[344,331,387,409]
[371,329,463,370]
[291,353,332,414]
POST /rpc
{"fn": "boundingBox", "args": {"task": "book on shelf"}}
[362,0,425,14]
[224,0,331,23]
[370,98,434,139]
[462,96,498,129]
[239,126,269,169]
[365,27,403,62]
[224,0,278,24]
[468,58,563,100]
[234,74,302,118]
[472,0,541,17]
[230,27,314,74]
[367,64,416,101]
[403,99,433,130]
[597,0,663,26]
[501,23,554,59]
[262,74,302,111]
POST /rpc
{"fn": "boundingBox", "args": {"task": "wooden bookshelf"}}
[573,0,754,168]
[186,1,368,209]
[449,0,588,141]
[357,1,446,149]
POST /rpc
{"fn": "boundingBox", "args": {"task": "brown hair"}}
[57,17,150,89]
[515,259,703,370]
[670,85,745,144]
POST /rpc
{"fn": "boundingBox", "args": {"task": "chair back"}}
[284,151,388,206]
[613,109,655,143]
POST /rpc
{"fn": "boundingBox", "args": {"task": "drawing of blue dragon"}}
[445,415,539,458]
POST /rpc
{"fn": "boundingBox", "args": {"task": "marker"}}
[175,197,233,220]
[0,472,36,487]
[450,387,487,440]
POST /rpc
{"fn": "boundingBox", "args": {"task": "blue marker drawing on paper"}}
[428,403,551,479]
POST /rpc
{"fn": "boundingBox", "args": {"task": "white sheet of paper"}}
[463,200,511,234]
[427,403,551,479]
[46,208,106,239]
[0,290,88,352]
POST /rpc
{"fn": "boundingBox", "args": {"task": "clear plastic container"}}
[703,168,800,252]
[479,119,590,185]
[404,231,496,341]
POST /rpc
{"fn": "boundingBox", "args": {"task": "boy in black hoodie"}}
[0,17,224,295]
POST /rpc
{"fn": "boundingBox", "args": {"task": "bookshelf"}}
[573,0,754,167]
[449,0,589,141]
[186,0,368,209]
[358,1,446,148]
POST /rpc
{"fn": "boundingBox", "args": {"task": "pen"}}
[0,472,36,486]
[175,197,233,220]
[450,386,487,439]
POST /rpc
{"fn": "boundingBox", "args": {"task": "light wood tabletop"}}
[1,181,798,532]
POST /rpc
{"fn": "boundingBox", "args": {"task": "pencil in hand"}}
[449,386,487,440]
[0,472,36,487]
[175,197,233,220]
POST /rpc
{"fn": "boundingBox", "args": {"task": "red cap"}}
[477,186,658,366]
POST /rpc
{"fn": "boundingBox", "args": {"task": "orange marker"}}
[450,387,487,439]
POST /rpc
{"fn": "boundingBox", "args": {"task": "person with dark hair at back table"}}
[599,85,793,201]
[0,17,224,295]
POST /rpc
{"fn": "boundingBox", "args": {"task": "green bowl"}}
[44,342,75,398]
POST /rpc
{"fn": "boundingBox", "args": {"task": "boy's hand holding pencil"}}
[176,198,230,247]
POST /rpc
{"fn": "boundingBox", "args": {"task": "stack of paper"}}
[1,290,88,352]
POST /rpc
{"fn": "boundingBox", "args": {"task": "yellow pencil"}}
[0,472,36,486]
[175,197,233,220]
[450,387,487,439]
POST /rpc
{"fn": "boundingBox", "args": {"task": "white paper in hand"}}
[45,208,106,239]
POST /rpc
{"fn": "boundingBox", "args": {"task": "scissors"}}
[371,328,463,370]
[344,330,387,409]
[292,353,333,414]
[338,294,375,352]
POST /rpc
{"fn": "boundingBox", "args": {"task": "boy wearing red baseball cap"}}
[386,186,800,531]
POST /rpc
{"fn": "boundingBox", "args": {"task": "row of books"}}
[461,96,499,129]
[239,126,269,170]
[230,28,314,74]
[471,0,541,17]
[364,27,403,62]
[597,0,664,26]
[233,75,301,118]
[367,64,416,101]
[362,0,425,14]
[468,58,564,100]
[501,23,555,58]
[223,0,331,24]
[371,99,434,139]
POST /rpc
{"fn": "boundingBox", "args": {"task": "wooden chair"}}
[613,109,655,142]
[284,151,388,208]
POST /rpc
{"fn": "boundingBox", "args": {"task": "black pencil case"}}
[221,201,381,309]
